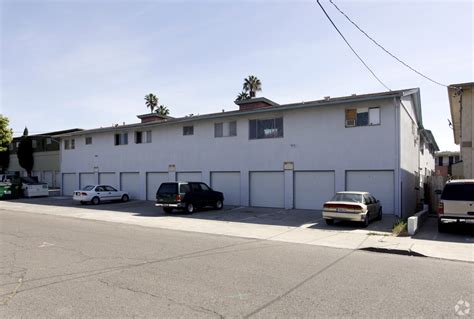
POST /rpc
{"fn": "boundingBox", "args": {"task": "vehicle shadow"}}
[412,216,474,244]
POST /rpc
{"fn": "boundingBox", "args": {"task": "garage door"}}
[211,172,241,206]
[99,173,117,188]
[177,172,202,182]
[43,171,53,187]
[146,172,169,200]
[250,172,284,208]
[120,172,140,200]
[80,173,95,189]
[294,171,335,210]
[346,170,394,214]
[62,173,76,197]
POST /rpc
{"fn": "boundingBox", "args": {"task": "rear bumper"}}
[155,203,185,208]
[73,195,93,202]
[323,211,367,222]
[439,215,474,222]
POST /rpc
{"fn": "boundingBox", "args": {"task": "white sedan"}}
[73,185,129,205]
[322,191,382,227]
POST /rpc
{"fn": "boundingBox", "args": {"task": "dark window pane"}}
[200,183,210,191]
[356,112,369,126]
[158,183,178,194]
[229,121,237,136]
[123,133,128,145]
[115,134,120,145]
[441,184,474,201]
[258,119,275,138]
[214,123,223,137]
[438,157,443,166]
[275,117,283,137]
[449,156,453,165]
[135,131,142,144]
[249,120,257,139]
[191,183,202,192]
[180,184,191,193]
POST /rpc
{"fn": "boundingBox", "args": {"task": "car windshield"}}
[330,193,363,203]
[158,183,178,194]
[441,183,474,201]
[82,185,95,191]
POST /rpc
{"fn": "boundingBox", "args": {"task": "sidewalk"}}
[1,198,472,263]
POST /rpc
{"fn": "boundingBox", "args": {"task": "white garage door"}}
[177,172,202,182]
[80,173,95,189]
[99,173,117,188]
[294,171,335,210]
[43,171,53,187]
[62,173,76,197]
[120,172,140,200]
[346,170,394,214]
[250,172,284,208]
[147,172,169,200]
[211,172,241,206]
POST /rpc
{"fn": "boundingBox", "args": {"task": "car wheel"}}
[121,194,129,202]
[185,203,195,214]
[438,218,447,233]
[325,219,334,225]
[91,197,100,205]
[375,208,383,221]
[362,214,370,227]
[163,207,173,214]
[214,200,223,210]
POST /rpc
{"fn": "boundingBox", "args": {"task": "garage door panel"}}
[250,172,284,208]
[294,171,335,210]
[211,172,241,206]
[346,170,394,214]
[80,173,95,189]
[99,173,117,188]
[120,172,140,200]
[177,172,202,182]
[44,171,53,187]
[62,173,76,197]
[147,172,169,200]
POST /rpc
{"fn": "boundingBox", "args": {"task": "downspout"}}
[394,97,401,218]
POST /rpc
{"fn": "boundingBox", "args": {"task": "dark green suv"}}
[155,182,224,214]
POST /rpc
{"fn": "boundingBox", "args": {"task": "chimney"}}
[234,97,279,111]
[136,113,173,123]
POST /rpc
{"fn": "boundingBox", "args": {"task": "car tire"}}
[325,219,334,225]
[121,194,129,202]
[91,197,100,205]
[362,214,370,227]
[163,207,173,214]
[438,218,447,233]
[185,203,195,214]
[375,208,383,221]
[214,200,223,210]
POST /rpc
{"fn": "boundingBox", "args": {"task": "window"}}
[104,186,117,192]
[146,131,152,143]
[449,156,454,165]
[46,138,52,145]
[183,126,194,136]
[249,117,283,139]
[114,133,128,145]
[199,183,210,191]
[64,139,74,150]
[180,184,191,194]
[71,139,75,149]
[215,121,237,138]
[32,140,37,149]
[190,183,202,192]
[135,131,143,144]
[455,156,460,163]
[441,183,474,201]
[95,186,105,192]
[438,157,443,166]
[85,137,92,145]
[345,107,380,127]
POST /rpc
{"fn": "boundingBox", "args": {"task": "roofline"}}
[234,97,279,106]
[56,88,417,137]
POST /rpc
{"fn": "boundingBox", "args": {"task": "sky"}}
[1,0,473,151]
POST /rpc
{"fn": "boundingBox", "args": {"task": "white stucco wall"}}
[61,98,399,210]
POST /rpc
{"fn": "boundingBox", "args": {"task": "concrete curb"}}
[408,204,429,236]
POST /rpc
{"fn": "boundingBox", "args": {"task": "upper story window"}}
[183,126,194,136]
[215,121,237,138]
[46,138,52,145]
[345,107,380,127]
[114,133,128,145]
[32,139,37,149]
[85,137,92,145]
[64,138,75,150]
[438,157,443,166]
[135,130,152,144]
[249,117,283,139]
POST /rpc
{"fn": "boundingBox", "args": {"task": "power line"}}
[329,0,449,88]
[315,0,391,91]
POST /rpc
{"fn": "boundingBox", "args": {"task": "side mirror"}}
[434,189,442,195]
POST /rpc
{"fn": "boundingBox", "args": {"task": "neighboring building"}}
[435,151,461,177]
[448,82,474,178]
[58,88,438,217]
[7,129,82,187]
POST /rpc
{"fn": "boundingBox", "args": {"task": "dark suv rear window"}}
[441,183,474,201]
[158,183,178,194]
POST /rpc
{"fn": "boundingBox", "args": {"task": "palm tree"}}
[236,91,250,101]
[156,105,170,116]
[144,93,158,113]
[243,75,262,98]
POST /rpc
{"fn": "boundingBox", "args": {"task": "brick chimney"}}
[136,113,173,123]
[234,97,279,111]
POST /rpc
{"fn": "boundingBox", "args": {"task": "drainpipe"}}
[394,97,401,218]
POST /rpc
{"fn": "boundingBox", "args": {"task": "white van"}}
[438,179,474,232]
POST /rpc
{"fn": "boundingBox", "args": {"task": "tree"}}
[243,75,262,98]
[0,115,13,172]
[156,105,170,116]
[236,91,250,101]
[144,93,158,113]
[17,127,34,176]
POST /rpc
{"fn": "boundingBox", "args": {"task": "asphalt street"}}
[0,209,472,318]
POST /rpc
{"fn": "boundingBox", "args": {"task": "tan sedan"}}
[322,191,382,227]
